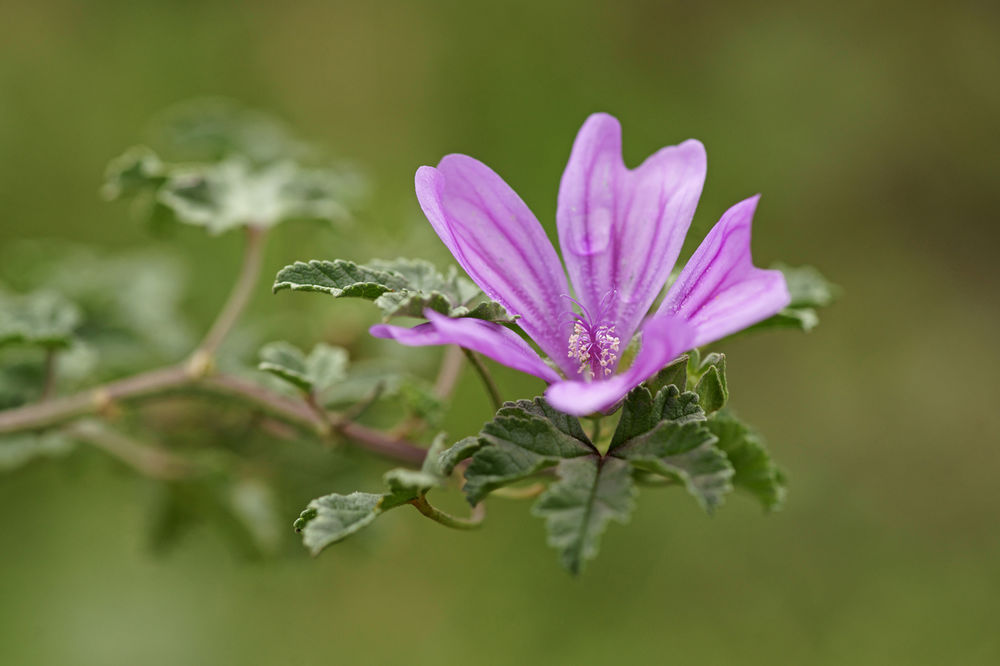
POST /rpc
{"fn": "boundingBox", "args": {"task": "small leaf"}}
[463,398,597,505]
[695,366,727,414]
[0,431,75,472]
[705,410,787,511]
[258,341,349,394]
[293,492,385,556]
[0,290,81,349]
[531,456,636,575]
[273,259,408,299]
[258,341,310,390]
[645,354,688,395]
[609,384,705,451]
[274,257,514,323]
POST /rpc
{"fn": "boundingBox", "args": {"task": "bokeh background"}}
[2,1,999,664]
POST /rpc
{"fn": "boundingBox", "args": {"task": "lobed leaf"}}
[463,398,597,505]
[705,410,787,511]
[531,456,636,575]
[611,420,733,513]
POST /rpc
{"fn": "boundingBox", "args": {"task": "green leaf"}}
[531,456,636,575]
[705,410,787,511]
[273,259,408,299]
[463,398,597,504]
[436,436,484,477]
[273,257,514,323]
[609,383,732,512]
[609,384,705,451]
[611,419,733,513]
[257,341,348,394]
[645,354,688,395]
[0,431,75,472]
[294,433,457,556]
[0,289,81,349]
[293,492,385,556]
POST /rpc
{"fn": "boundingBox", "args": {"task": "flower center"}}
[567,320,621,380]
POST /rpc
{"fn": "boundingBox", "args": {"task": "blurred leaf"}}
[258,341,348,394]
[531,456,635,575]
[777,263,839,308]
[148,97,309,165]
[0,431,75,472]
[274,258,514,323]
[463,398,597,505]
[748,264,837,334]
[0,289,81,349]
[706,410,787,511]
[157,158,350,234]
[101,146,167,200]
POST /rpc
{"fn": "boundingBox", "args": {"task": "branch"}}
[0,367,427,466]
[187,225,267,376]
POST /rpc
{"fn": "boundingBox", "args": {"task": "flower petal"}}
[416,156,574,373]
[545,313,694,416]
[370,310,560,383]
[557,113,706,340]
[656,195,790,348]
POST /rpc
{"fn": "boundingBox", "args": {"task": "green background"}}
[2,1,998,663]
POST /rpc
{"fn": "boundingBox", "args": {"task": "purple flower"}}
[371,114,790,416]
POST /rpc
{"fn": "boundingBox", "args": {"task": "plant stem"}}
[409,495,485,530]
[460,348,503,412]
[40,349,58,401]
[187,225,267,376]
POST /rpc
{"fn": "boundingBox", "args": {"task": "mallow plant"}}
[0,101,835,574]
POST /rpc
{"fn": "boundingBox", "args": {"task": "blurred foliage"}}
[0,0,998,665]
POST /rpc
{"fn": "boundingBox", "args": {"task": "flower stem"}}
[409,495,485,530]
[460,348,503,412]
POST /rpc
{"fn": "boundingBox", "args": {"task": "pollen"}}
[567,320,621,379]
